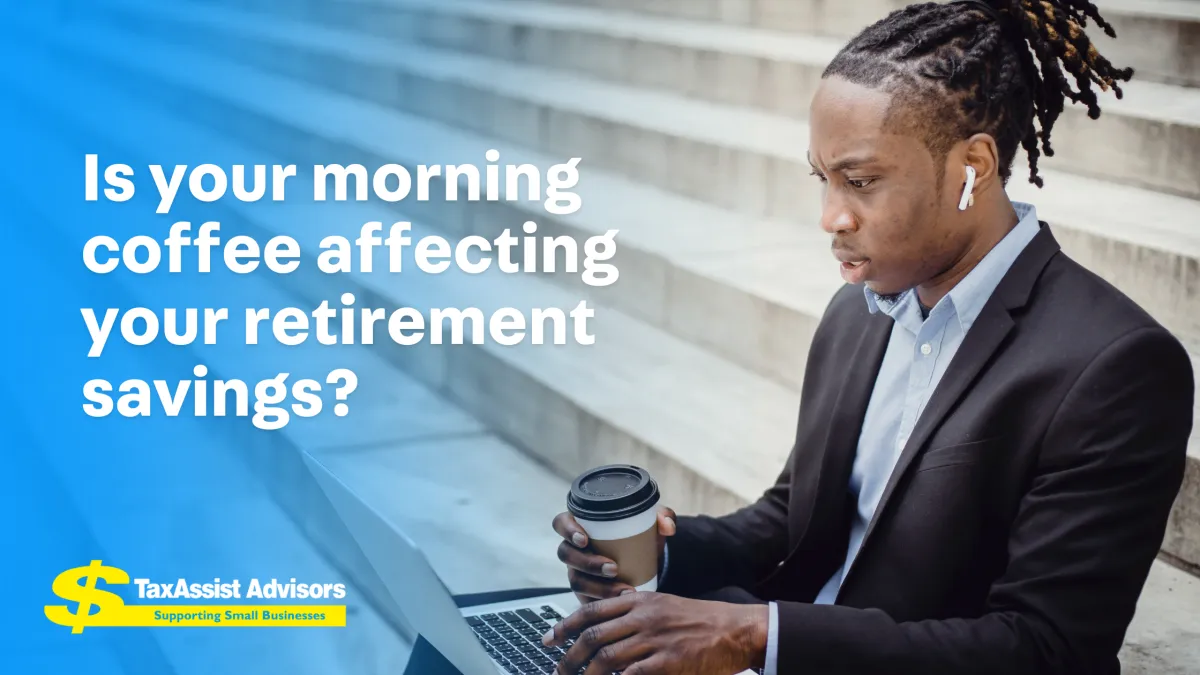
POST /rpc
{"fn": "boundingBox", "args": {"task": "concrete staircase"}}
[8,0,1199,669]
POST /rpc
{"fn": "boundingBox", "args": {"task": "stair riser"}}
[1094,13,1200,89]
[1166,455,1200,574]
[277,0,828,120]
[528,0,1200,88]
[525,0,907,37]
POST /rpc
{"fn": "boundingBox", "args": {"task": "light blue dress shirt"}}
[759,202,1042,674]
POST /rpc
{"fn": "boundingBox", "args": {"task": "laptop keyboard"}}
[466,605,578,674]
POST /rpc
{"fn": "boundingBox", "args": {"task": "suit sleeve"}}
[656,461,792,598]
[772,325,1194,675]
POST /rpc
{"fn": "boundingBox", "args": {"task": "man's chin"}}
[864,281,906,303]
[862,279,887,293]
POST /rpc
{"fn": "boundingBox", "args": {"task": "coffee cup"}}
[567,464,661,592]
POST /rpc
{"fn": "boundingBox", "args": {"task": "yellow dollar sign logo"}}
[44,560,130,634]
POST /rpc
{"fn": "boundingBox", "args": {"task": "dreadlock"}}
[823,0,1134,188]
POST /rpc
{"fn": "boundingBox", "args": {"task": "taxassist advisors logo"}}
[45,560,347,633]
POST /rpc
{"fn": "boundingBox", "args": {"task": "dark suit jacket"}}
[659,223,1195,674]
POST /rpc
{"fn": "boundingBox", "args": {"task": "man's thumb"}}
[658,509,677,536]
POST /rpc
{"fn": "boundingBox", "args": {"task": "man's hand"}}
[541,592,768,675]
[552,507,676,605]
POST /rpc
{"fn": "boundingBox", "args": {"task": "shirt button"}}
[920,343,932,356]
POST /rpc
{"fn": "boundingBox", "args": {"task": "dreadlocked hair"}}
[823,0,1134,188]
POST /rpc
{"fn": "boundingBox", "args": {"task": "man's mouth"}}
[835,256,871,283]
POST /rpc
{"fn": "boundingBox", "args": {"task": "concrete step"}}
[1122,561,1200,674]
[85,0,1200,362]
[230,0,1200,201]
[499,0,1200,88]
[1094,0,1200,89]
[15,5,1200,572]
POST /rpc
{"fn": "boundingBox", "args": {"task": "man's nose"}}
[820,198,857,235]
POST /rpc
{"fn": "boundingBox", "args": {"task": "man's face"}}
[808,76,962,296]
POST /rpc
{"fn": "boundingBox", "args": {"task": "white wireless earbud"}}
[958,166,977,211]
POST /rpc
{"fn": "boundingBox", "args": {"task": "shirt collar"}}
[864,201,1042,333]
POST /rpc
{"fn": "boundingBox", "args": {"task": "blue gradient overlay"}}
[0,0,584,671]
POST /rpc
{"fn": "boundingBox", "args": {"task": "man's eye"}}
[809,170,827,183]
[847,178,876,189]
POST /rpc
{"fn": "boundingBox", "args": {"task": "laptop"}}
[302,450,580,675]
[302,451,759,675]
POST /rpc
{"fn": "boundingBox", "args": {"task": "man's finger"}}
[552,512,589,548]
[557,541,619,577]
[543,594,635,647]
[554,615,641,675]
[567,570,634,601]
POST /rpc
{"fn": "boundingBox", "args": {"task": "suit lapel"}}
[813,313,894,519]
[835,222,1061,598]
[759,301,893,594]
[796,309,893,552]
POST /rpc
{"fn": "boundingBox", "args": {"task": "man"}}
[545,1,1195,673]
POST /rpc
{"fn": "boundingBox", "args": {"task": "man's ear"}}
[962,133,1000,191]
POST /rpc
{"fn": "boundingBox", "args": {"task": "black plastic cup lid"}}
[567,464,659,522]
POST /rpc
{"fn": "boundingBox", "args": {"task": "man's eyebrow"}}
[806,152,880,172]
